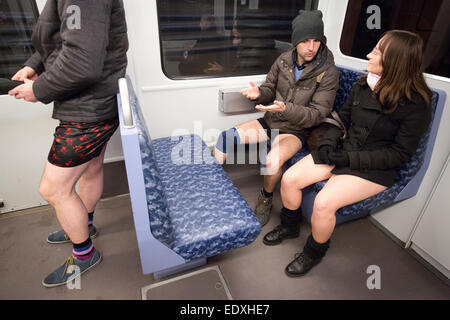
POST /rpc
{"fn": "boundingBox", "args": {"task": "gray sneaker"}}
[254,191,273,226]
[47,225,98,244]
[42,249,102,288]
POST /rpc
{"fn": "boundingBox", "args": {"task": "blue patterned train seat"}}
[117,77,261,276]
[152,135,261,260]
[286,66,446,224]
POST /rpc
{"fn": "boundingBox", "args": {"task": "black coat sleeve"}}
[32,0,112,104]
[348,101,431,171]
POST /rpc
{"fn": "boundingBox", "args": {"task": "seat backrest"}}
[333,65,365,111]
[393,89,444,200]
[127,78,175,249]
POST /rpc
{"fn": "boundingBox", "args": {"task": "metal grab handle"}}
[119,78,135,129]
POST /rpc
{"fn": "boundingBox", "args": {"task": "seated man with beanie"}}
[213,10,339,228]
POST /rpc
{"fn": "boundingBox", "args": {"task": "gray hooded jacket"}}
[25,0,129,122]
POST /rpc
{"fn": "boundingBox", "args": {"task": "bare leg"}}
[263,134,302,192]
[280,154,334,210]
[78,146,107,213]
[39,161,91,244]
[213,119,268,164]
[39,149,108,244]
[312,174,387,243]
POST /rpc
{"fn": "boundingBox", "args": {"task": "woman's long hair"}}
[370,30,433,113]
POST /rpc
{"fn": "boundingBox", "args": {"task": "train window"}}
[156,0,318,79]
[0,0,39,79]
[340,0,450,78]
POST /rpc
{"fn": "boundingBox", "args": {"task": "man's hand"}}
[8,79,38,102]
[240,81,260,100]
[255,100,286,112]
[11,66,38,82]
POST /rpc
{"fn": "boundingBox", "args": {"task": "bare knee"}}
[312,193,337,222]
[39,178,57,204]
[281,169,301,191]
[265,157,280,175]
[39,177,72,205]
[265,151,288,175]
[282,162,314,191]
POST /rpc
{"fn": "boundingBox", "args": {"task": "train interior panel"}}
[0,0,449,302]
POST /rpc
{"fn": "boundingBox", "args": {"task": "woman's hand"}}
[240,81,260,100]
[328,151,349,167]
[255,100,286,112]
[318,145,333,164]
[11,66,38,82]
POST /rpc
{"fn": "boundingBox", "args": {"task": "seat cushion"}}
[151,134,261,261]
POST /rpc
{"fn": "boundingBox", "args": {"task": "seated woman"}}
[262,30,433,277]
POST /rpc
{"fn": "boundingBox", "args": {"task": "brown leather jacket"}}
[254,45,339,135]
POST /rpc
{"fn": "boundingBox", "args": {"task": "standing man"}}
[213,10,339,228]
[9,0,128,287]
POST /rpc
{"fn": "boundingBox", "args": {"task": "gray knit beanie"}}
[291,10,326,46]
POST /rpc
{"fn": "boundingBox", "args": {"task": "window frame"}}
[0,0,40,80]
[155,0,319,81]
[337,0,450,81]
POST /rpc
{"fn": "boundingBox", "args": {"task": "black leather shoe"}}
[285,252,322,277]
[263,224,299,246]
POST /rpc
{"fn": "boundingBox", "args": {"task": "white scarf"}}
[367,72,381,91]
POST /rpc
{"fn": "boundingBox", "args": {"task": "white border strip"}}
[141,265,233,300]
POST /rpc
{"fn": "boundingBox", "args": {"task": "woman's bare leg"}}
[280,154,334,210]
[311,174,387,243]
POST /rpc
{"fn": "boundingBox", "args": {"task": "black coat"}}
[311,81,431,187]
[25,0,129,122]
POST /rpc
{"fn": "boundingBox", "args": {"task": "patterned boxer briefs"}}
[48,117,119,167]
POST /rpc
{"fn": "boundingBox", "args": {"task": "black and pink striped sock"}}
[72,237,95,260]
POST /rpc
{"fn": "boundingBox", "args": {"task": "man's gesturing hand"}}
[240,81,260,100]
[255,100,286,112]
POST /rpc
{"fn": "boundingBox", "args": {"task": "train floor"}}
[1,164,449,300]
